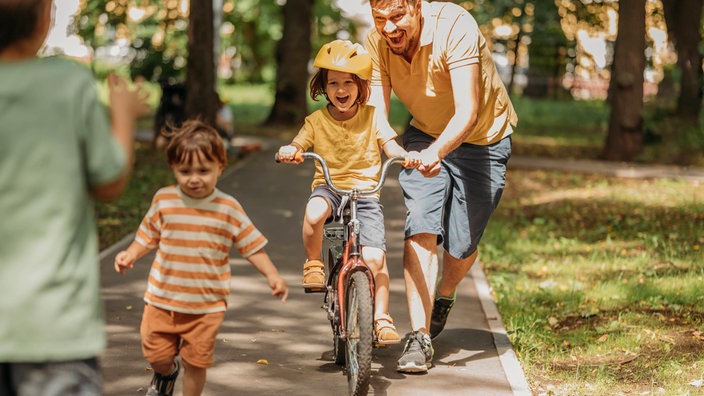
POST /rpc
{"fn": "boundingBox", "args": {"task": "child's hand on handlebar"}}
[403,151,422,169]
[277,145,303,163]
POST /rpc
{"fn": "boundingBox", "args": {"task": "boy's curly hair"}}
[164,119,227,167]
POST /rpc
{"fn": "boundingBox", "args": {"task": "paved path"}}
[98,141,532,395]
[509,156,704,183]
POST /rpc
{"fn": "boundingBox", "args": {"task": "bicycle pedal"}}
[304,287,326,294]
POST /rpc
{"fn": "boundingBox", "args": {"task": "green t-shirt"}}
[0,56,125,361]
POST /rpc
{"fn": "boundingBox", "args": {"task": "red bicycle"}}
[278,151,404,396]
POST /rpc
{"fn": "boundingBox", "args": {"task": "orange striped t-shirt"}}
[134,185,268,314]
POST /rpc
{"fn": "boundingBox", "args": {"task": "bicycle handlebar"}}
[275,151,405,196]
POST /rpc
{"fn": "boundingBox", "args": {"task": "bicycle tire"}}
[328,248,346,366]
[345,271,373,396]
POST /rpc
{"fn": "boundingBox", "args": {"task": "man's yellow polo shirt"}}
[292,104,397,197]
[365,1,517,145]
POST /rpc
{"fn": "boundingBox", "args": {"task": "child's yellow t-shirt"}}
[292,104,398,197]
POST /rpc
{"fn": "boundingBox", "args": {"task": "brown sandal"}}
[302,260,325,292]
[374,313,401,346]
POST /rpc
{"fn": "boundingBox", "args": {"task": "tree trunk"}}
[186,1,217,125]
[507,1,527,96]
[265,0,313,126]
[603,0,646,162]
[523,0,567,99]
[662,0,703,121]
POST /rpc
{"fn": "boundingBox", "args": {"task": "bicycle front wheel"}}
[345,271,373,396]
[329,247,345,366]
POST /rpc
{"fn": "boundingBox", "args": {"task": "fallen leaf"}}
[689,379,704,387]
[257,359,269,365]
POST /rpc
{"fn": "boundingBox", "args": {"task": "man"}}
[364,0,517,373]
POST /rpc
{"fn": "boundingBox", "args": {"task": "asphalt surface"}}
[98,139,533,396]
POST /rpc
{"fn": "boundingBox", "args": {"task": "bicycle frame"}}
[277,151,405,396]
[301,151,404,338]
[334,194,374,339]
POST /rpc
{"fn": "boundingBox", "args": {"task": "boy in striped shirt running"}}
[114,119,288,396]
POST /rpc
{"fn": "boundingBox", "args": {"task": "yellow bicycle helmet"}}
[313,39,372,80]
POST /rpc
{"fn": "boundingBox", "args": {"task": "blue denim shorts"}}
[0,359,101,396]
[400,127,511,259]
[310,185,386,251]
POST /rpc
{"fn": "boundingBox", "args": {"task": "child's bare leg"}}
[301,197,331,289]
[363,246,401,344]
[150,358,176,376]
[362,246,389,315]
[302,197,330,260]
[182,360,206,396]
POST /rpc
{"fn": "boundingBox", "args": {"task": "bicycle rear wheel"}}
[345,271,373,396]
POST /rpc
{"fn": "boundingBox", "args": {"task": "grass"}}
[95,141,173,250]
[96,84,704,394]
[481,171,703,395]
[510,96,704,167]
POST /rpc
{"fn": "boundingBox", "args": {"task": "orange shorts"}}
[140,304,225,368]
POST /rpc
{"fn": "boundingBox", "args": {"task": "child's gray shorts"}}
[310,185,386,251]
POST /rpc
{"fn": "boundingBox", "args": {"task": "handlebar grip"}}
[274,152,304,163]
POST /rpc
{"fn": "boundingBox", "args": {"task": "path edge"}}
[471,262,533,396]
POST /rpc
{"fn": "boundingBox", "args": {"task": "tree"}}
[265,0,314,126]
[603,1,646,162]
[523,0,569,99]
[662,0,703,122]
[185,1,217,124]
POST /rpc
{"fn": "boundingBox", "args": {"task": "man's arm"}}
[418,63,480,176]
[369,83,393,119]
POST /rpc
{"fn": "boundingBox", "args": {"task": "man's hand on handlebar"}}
[403,151,422,169]
[277,145,304,164]
[416,147,442,177]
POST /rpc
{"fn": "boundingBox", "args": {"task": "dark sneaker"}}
[429,295,455,339]
[396,331,434,373]
[146,359,180,396]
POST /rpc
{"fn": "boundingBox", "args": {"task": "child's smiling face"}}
[325,70,360,115]
[171,152,224,199]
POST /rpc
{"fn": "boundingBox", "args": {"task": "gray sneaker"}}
[396,331,434,373]
[429,295,455,339]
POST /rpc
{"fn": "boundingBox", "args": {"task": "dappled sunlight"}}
[482,166,704,395]
[518,186,612,206]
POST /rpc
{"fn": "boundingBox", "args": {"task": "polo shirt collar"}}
[419,1,435,48]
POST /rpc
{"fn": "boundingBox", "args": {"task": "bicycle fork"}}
[336,217,376,339]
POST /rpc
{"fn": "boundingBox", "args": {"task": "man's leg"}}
[403,233,439,333]
[437,249,478,298]
[430,136,512,339]
[397,127,447,373]
[428,250,478,339]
